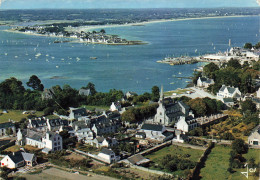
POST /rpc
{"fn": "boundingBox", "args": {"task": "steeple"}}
[160,85,164,101]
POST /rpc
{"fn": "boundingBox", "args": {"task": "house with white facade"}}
[248,125,260,146]
[69,127,93,142]
[20,130,63,153]
[175,116,198,133]
[110,102,122,112]
[97,148,120,164]
[87,137,118,148]
[1,151,37,169]
[197,77,214,88]
[139,124,173,142]
[217,85,241,100]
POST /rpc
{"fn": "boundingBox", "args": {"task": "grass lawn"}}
[0,110,44,123]
[231,148,260,180]
[83,105,109,111]
[200,145,260,180]
[145,145,204,177]
[4,145,20,152]
[0,110,59,123]
[200,145,231,180]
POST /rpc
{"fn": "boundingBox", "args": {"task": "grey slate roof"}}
[162,131,173,137]
[220,85,237,94]
[100,148,114,155]
[96,137,105,143]
[21,152,35,162]
[72,108,87,116]
[8,151,25,164]
[127,154,150,165]
[0,122,14,129]
[141,124,163,131]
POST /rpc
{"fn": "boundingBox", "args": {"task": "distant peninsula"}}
[9,26,147,45]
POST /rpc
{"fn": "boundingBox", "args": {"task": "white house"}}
[97,148,120,164]
[87,137,118,148]
[71,128,94,142]
[248,125,260,146]
[25,130,63,153]
[110,102,121,112]
[1,151,37,169]
[217,85,241,99]
[139,124,173,141]
[176,116,198,133]
[197,77,214,88]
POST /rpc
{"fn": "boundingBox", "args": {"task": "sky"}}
[0,0,259,9]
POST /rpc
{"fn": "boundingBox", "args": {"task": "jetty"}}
[157,56,199,65]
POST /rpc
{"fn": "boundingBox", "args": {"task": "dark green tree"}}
[203,62,219,79]
[100,29,106,33]
[244,43,253,49]
[241,99,257,114]
[86,82,97,95]
[151,86,160,102]
[26,75,44,91]
[231,139,248,154]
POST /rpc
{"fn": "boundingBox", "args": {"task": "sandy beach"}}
[68,15,257,32]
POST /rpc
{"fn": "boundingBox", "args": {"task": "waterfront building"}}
[217,85,241,100]
[197,77,214,88]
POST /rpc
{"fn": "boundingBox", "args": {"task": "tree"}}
[100,29,106,33]
[26,75,44,91]
[231,139,248,154]
[227,59,241,69]
[86,82,97,95]
[244,42,252,49]
[43,107,54,116]
[241,99,257,114]
[151,86,160,102]
[254,42,260,49]
[203,62,219,79]
[187,98,207,117]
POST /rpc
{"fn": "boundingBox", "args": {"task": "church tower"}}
[159,85,164,102]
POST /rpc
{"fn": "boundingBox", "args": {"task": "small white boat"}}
[56,66,59,68]
[35,53,41,57]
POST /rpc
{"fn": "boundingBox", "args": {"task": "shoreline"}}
[70,15,258,32]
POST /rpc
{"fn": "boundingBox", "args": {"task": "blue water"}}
[0,16,259,93]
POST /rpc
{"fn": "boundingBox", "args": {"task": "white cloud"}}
[257,0,260,5]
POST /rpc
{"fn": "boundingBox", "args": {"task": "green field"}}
[145,145,204,177]
[200,145,260,180]
[200,145,231,180]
